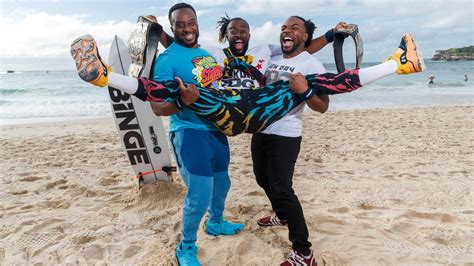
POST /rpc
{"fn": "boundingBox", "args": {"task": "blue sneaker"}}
[175,241,200,266]
[205,219,244,236]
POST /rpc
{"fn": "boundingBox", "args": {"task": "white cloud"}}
[1,0,472,70]
[188,0,234,6]
[249,21,283,47]
[234,0,350,16]
[0,10,134,62]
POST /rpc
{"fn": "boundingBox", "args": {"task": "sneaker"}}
[175,241,200,266]
[205,219,244,236]
[70,34,110,87]
[280,249,317,266]
[257,214,288,227]
[385,33,425,75]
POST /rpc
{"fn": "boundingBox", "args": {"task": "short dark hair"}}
[168,3,196,23]
[291,16,316,47]
[217,14,248,43]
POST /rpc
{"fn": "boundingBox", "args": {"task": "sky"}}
[0,0,473,71]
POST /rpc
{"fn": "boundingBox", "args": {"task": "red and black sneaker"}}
[257,214,288,227]
[280,250,317,266]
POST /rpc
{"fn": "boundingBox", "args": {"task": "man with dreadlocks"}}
[212,15,280,89]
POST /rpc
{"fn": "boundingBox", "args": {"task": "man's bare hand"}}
[176,77,199,106]
[334,22,349,32]
[144,15,157,23]
[289,72,309,94]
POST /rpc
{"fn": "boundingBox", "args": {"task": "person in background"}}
[428,74,435,84]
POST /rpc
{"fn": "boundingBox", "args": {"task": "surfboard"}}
[107,35,174,188]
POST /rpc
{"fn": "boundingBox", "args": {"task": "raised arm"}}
[305,22,349,54]
[143,15,175,48]
[159,31,175,48]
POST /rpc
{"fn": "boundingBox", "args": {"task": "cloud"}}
[188,0,234,6]
[1,0,472,70]
[192,0,472,61]
[0,9,134,61]
[249,21,283,47]
[234,0,349,16]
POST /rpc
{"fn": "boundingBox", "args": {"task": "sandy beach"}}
[1,105,473,265]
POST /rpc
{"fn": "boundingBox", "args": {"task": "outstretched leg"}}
[303,33,425,94]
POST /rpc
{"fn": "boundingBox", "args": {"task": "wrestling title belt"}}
[333,24,363,73]
[128,16,163,78]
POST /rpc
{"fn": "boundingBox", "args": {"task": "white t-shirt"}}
[261,51,326,137]
[207,44,281,89]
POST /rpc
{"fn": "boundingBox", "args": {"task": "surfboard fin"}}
[162,166,177,174]
[137,166,177,188]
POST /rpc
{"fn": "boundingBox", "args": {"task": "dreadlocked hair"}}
[217,14,248,44]
[292,16,317,47]
[217,14,231,43]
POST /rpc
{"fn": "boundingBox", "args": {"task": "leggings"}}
[133,69,362,136]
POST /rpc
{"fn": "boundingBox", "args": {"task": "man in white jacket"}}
[253,16,329,266]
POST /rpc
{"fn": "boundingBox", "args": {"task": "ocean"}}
[0,60,473,125]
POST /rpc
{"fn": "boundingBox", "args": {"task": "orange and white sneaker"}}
[386,33,426,75]
[70,34,110,87]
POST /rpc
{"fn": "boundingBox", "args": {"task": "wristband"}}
[325,29,334,43]
[174,97,188,109]
[297,87,315,101]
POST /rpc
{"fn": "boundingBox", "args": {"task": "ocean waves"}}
[0,61,472,125]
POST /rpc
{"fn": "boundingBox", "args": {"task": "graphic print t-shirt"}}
[208,44,281,89]
[153,42,223,132]
[261,51,326,137]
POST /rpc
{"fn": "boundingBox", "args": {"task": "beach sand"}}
[1,106,473,265]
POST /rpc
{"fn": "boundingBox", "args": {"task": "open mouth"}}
[282,36,294,50]
[183,33,195,42]
[234,39,244,50]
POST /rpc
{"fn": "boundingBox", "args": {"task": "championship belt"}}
[333,24,363,73]
[127,16,163,78]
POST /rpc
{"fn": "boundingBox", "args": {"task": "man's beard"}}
[229,42,249,56]
[282,42,300,55]
[175,31,199,48]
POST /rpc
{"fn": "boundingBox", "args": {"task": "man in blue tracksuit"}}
[150,3,243,266]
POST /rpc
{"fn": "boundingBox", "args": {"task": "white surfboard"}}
[107,36,174,187]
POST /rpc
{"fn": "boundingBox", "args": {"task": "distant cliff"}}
[432,46,474,61]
